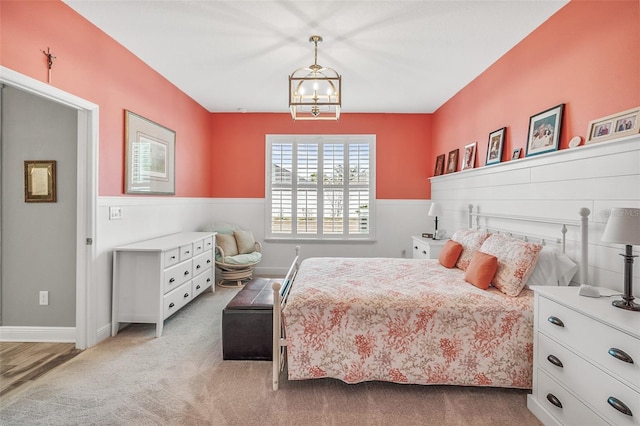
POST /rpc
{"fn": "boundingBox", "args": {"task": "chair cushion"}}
[235,230,257,254]
[217,233,239,256]
[222,252,262,265]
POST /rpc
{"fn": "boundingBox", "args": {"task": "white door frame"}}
[0,66,98,349]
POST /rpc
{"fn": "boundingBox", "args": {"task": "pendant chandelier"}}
[289,35,341,121]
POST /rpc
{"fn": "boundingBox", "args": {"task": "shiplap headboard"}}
[430,135,640,291]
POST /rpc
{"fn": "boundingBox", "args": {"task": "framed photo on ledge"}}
[586,106,640,144]
[125,110,176,195]
[526,103,564,157]
[434,154,445,176]
[462,142,476,170]
[446,149,459,174]
[512,148,522,160]
[486,127,506,165]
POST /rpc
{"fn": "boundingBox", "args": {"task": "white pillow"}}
[556,250,579,286]
[527,246,578,287]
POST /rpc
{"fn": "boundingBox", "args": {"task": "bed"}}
[271,206,590,390]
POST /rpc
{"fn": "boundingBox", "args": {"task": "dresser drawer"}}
[164,248,180,267]
[536,369,606,426]
[164,259,192,293]
[180,243,194,260]
[192,251,213,276]
[192,269,213,298]
[163,281,192,320]
[203,236,214,252]
[538,333,640,425]
[538,296,640,392]
[193,239,205,255]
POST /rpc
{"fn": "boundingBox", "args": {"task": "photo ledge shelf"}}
[429,134,640,182]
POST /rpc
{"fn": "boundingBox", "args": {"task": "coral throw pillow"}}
[480,234,542,296]
[451,229,491,271]
[438,240,464,268]
[465,251,498,290]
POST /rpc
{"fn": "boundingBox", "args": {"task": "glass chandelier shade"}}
[289,35,341,121]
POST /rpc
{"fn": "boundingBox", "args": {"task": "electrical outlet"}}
[39,291,49,305]
[109,206,123,220]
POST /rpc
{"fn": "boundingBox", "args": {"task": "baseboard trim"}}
[96,323,111,344]
[0,326,76,343]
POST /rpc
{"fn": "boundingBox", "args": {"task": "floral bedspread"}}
[282,257,534,388]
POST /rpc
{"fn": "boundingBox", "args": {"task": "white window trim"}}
[265,134,376,242]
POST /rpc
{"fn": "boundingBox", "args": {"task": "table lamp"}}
[601,207,640,311]
[428,202,443,240]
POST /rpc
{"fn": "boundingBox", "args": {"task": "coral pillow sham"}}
[451,229,491,271]
[480,234,542,296]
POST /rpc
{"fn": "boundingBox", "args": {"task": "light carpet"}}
[0,286,541,425]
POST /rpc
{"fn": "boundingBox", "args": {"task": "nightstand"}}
[411,236,447,259]
[528,286,640,426]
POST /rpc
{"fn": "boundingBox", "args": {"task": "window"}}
[266,135,375,241]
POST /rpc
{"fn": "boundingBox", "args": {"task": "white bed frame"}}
[271,206,590,390]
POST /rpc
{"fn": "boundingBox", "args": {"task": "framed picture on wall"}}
[446,149,459,173]
[586,106,640,144]
[526,103,564,157]
[461,142,476,170]
[434,154,445,176]
[24,160,56,202]
[125,110,176,195]
[486,127,506,165]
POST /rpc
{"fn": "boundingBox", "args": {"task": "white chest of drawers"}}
[411,236,447,259]
[111,232,216,337]
[528,286,640,426]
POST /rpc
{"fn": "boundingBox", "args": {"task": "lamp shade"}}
[602,207,640,245]
[428,202,443,217]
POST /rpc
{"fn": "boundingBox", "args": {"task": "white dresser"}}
[111,232,216,337]
[528,286,640,426]
[411,236,447,259]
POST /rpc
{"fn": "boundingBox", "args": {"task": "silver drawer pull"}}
[547,354,563,368]
[183,292,189,298]
[185,250,190,254]
[170,255,176,260]
[547,316,564,327]
[196,265,201,269]
[422,250,427,255]
[197,246,202,250]
[608,348,634,364]
[169,278,175,283]
[184,271,190,276]
[546,393,563,409]
[169,302,175,308]
[414,246,418,250]
[207,259,211,264]
[608,397,633,417]
[196,285,201,290]
[207,278,211,283]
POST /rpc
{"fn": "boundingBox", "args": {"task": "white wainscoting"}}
[430,135,640,295]
[95,196,431,343]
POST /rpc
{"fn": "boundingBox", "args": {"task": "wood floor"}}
[0,342,82,398]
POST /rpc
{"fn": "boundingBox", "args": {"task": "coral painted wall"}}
[210,113,432,199]
[431,0,640,174]
[1,0,212,197]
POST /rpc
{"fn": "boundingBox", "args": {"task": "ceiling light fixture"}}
[289,35,341,121]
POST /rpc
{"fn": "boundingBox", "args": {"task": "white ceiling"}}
[63,0,568,114]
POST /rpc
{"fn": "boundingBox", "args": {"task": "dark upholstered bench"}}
[222,277,280,360]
